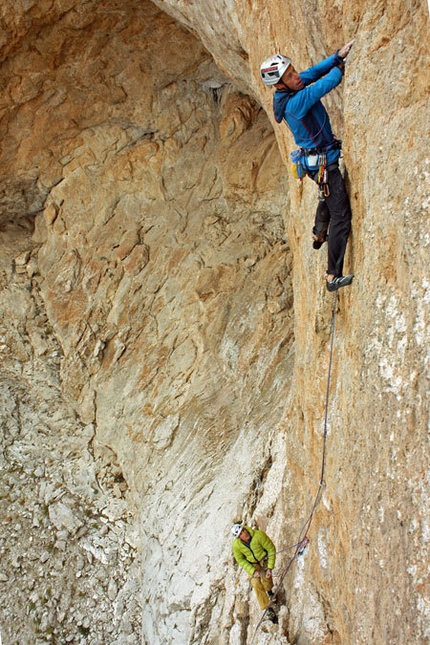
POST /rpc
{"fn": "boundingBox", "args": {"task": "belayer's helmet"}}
[260,54,292,86]
[231,522,244,538]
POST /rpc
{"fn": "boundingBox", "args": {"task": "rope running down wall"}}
[250,290,339,643]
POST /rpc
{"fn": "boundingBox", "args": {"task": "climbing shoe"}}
[266,608,278,624]
[312,220,328,250]
[267,591,276,607]
[312,234,327,250]
[326,274,354,292]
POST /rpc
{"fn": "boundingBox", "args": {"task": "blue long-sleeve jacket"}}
[273,53,344,167]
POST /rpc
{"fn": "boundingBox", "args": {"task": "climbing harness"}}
[290,139,342,198]
[249,291,339,644]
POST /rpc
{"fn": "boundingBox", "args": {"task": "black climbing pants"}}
[310,164,352,277]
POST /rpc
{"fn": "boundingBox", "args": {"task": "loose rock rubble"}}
[0,256,141,645]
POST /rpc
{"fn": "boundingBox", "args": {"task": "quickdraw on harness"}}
[316,151,330,200]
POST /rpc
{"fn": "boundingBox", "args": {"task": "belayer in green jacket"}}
[231,523,277,621]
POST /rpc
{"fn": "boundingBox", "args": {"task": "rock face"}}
[0,1,428,644]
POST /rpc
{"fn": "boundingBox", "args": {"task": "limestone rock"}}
[0,0,428,644]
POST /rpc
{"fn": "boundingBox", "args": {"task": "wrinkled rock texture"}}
[0,1,428,644]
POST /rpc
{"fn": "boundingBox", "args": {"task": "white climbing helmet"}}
[231,522,244,538]
[260,54,292,86]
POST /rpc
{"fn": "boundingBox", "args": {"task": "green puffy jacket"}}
[232,526,276,576]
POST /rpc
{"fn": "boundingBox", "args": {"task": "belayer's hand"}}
[338,39,355,59]
[265,569,273,578]
[252,571,261,578]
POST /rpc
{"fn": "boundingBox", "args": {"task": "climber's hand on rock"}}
[339,39,355,59]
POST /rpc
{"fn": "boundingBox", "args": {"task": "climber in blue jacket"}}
[260,40,355,292]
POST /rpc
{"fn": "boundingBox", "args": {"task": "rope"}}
[249,290,339,644]
[272,539,309,561]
